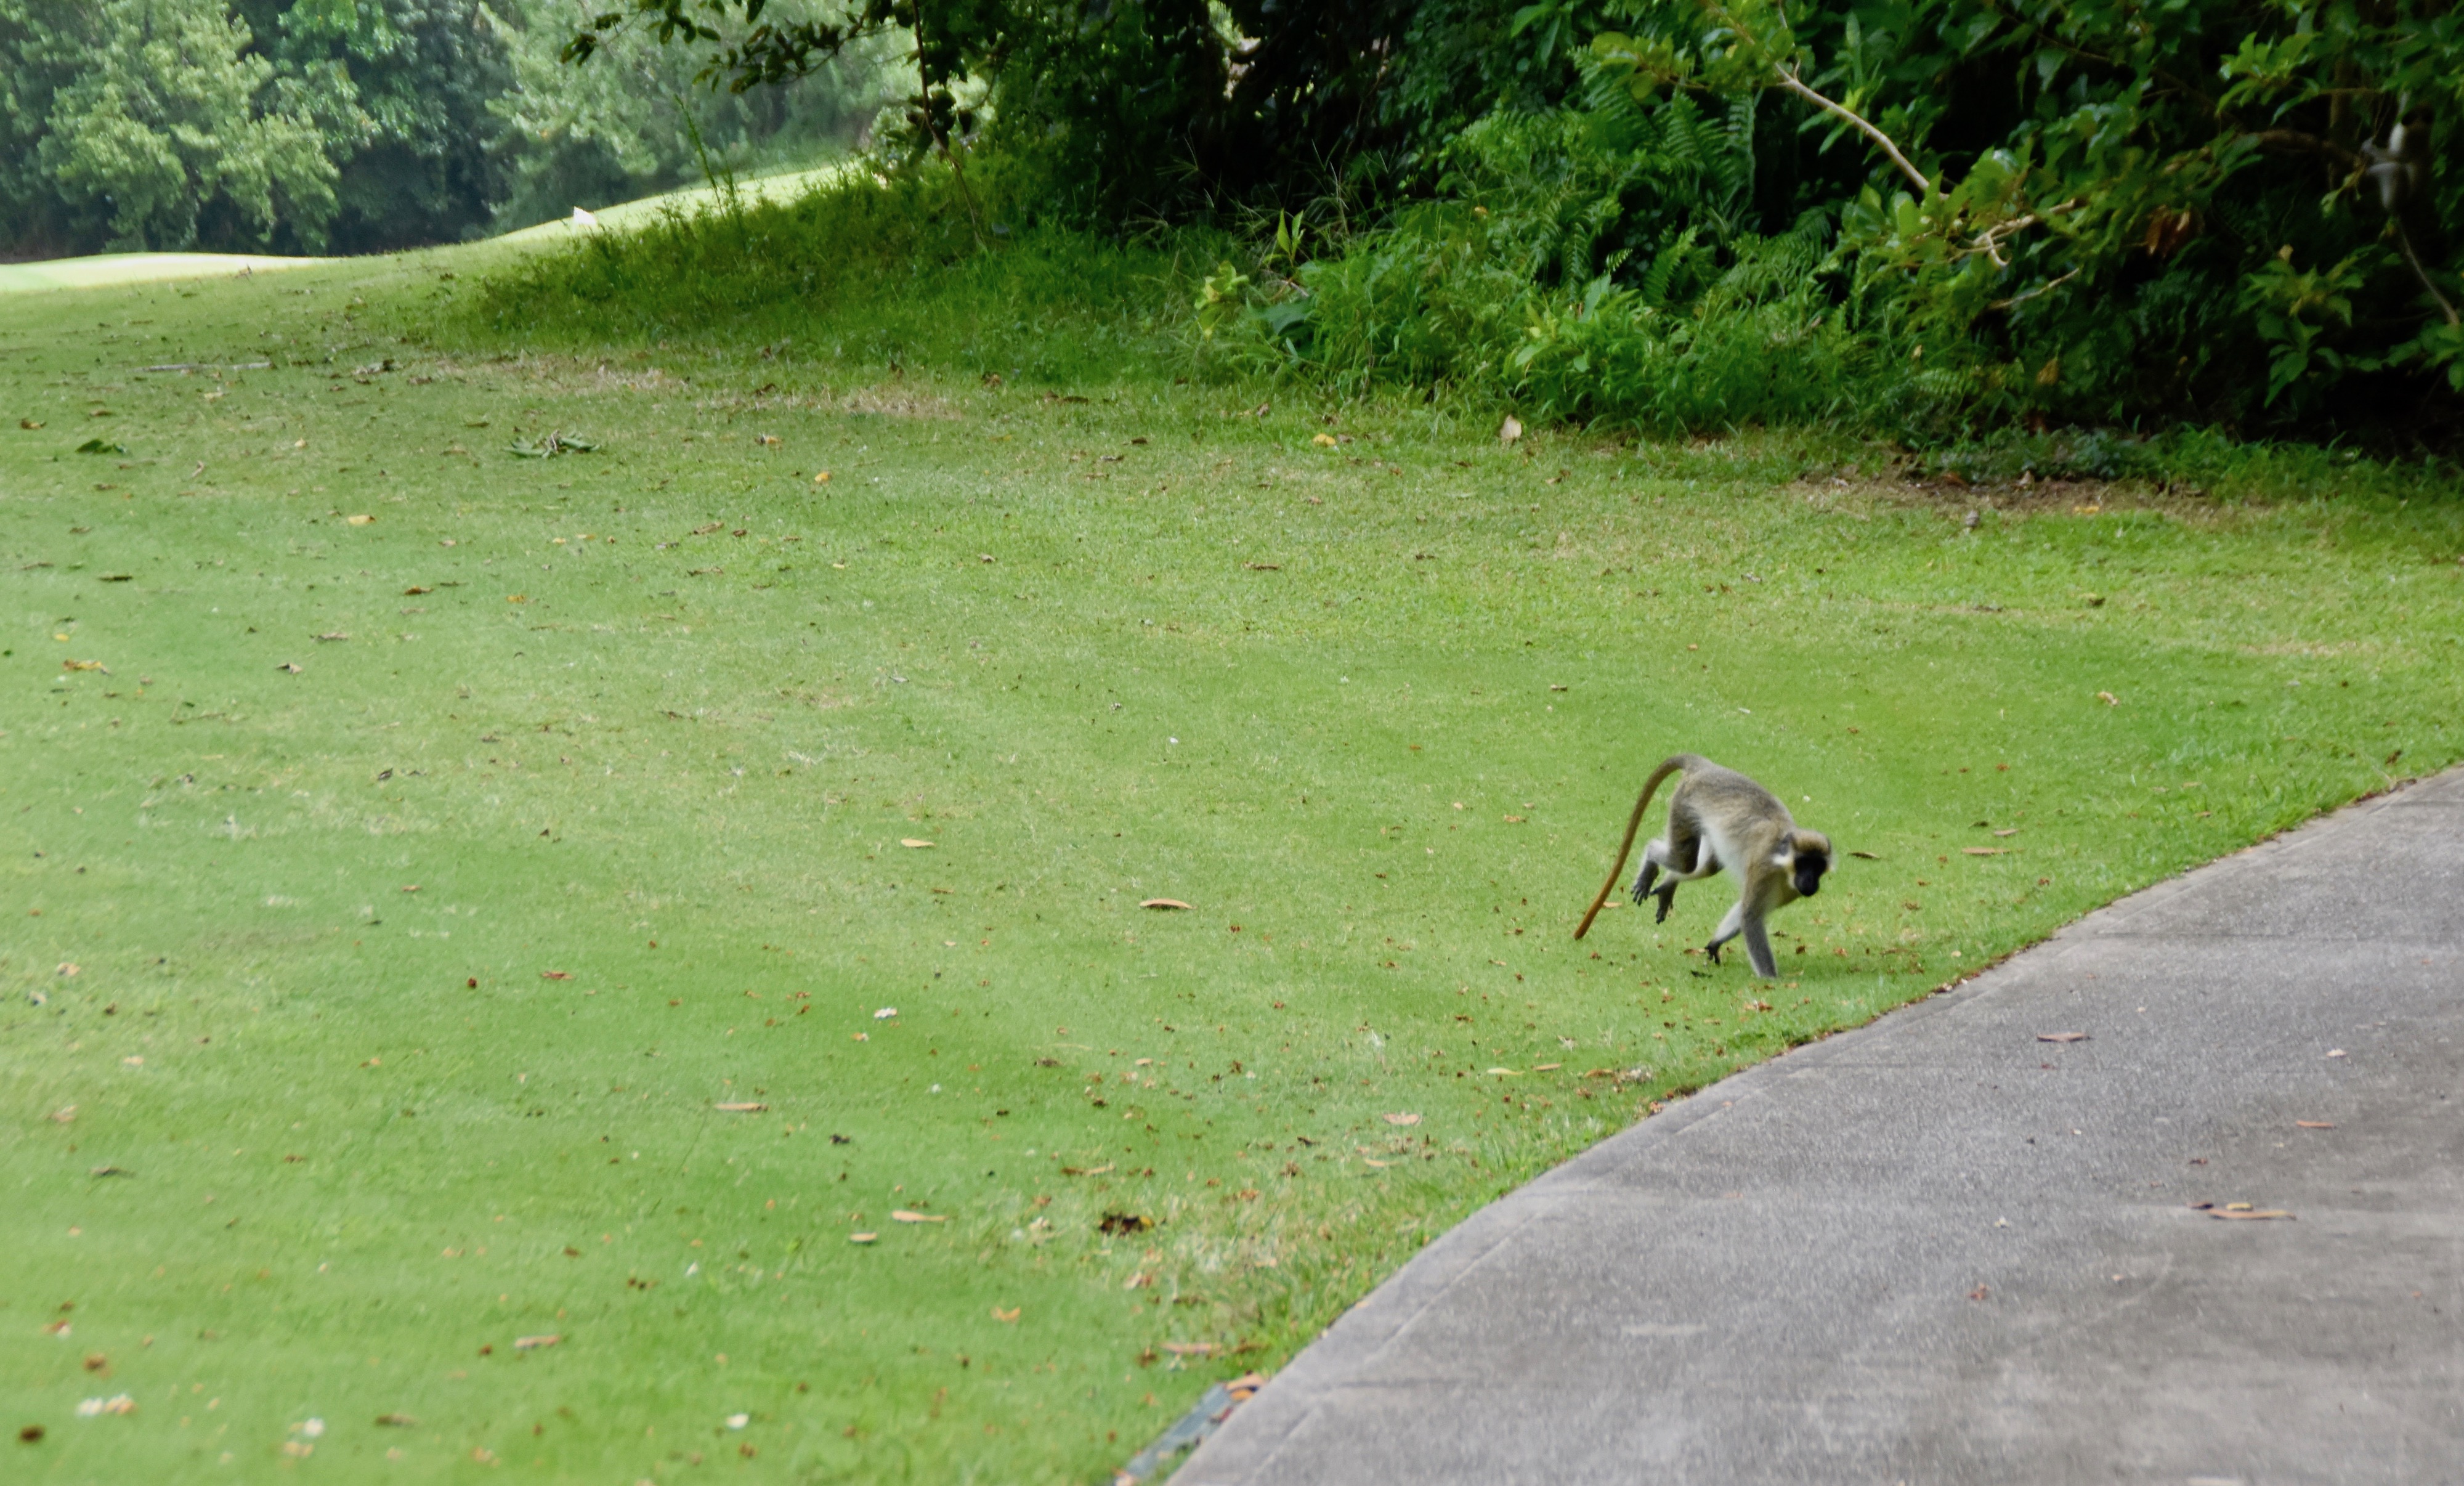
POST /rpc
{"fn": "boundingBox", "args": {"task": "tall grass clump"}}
[461,162,1213,387]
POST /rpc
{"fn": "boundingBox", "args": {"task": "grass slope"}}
[0,254,328,297]
[2,231,2461,1484]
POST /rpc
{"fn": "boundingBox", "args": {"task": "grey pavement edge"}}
[1180,769,2464,1486]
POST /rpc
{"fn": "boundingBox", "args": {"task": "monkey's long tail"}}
[1573,755,1695,940]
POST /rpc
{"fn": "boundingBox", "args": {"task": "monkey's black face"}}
[1794,853,1828,898]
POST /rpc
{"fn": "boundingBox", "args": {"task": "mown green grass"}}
[4,226,2462,1484]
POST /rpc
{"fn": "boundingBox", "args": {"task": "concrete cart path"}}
[1181,770,2464,1485]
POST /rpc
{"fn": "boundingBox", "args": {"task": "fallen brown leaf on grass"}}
[513,1334,561,1350]
[1963,847,2011,856]
[1096,1211,1153,1235]
[539,971,572,981]
[1139,898,1192,911]
[1061,1163,1115,1176]
[2036,1032,2088,1043]
[346,514,376,526]
[848,1232,877,1243]
[1533,1062,1565,1071]
[375,1413,417,1427]
[1380,1112,1421,1126]
[1847,850,1880,860]
[714,1102,767,1113]
[991,1307,1020,1323]
[1161,1342,1216,1357]
[62,659,107,673]
[2205,1203,2293,1220]
[890,1210,945,1224]
[900,838,934,848]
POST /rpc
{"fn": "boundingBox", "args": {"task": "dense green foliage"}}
[1195,0,2464,436]
[583,0,2464,436]
[0,0,893,258]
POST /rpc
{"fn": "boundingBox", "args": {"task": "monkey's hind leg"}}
[1631,847,1662,907]
[1632,837,1685,906]
[1648,832,1703,922]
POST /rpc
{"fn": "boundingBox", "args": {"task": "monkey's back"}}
[1675,759,1794,830]
[1671,760,1797,869]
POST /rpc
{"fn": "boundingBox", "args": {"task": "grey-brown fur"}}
[1573,754,1831,977]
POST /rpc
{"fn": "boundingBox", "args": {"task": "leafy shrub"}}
[1194,102,1923,432]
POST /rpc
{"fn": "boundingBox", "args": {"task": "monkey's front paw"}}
[1703,943,1722,965]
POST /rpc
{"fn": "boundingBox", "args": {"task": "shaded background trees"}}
[0,0,898,258]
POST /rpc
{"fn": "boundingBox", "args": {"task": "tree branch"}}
[2249,128,2455,325]
[2393,218,2460,327]
[1773,66,1929,196]
[1987,266,2080,311]
[2246,128,2365,172]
